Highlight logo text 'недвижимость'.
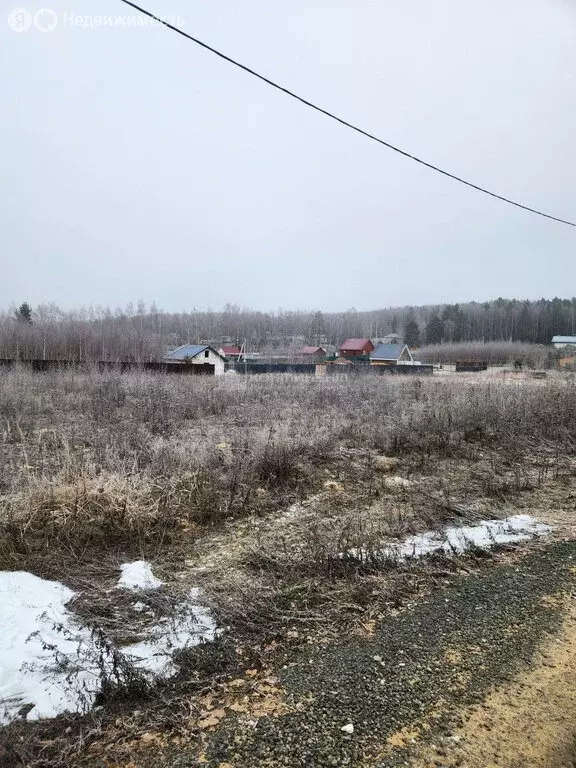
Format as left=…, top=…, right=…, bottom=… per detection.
left=7, top=8, right=185, bottom=32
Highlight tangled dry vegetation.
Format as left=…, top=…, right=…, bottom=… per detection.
left=2, top=368, right=576, bottom=767
left=0, top=367, right=575, bottom=569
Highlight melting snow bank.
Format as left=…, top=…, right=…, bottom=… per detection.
left=0, top=572, right=100, bottom=724
left=0, top=567, right=218, bottom=725
left=344, top=515, right=551, bottom=562
left=117, top=560, right=162, bottom=590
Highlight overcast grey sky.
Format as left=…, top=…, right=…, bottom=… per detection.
left=1, top=0, right=575, bottom=312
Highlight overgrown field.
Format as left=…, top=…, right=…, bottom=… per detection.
left=1, top=368, right=575, bottom=562
left=2, top=368, right=576, bottom=767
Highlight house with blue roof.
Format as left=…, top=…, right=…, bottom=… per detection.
left=370, top=343, right=413, bottom=366
left=164, top=344, right=226, bottom=375
left=552, top=336, right=576, bottom=349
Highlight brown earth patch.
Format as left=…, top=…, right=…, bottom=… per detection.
left=412, top=596, right=576, bottom=768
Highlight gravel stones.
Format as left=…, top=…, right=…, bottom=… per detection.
left=205, top=541, right=576, bottom=767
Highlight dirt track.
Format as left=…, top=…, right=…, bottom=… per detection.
left=439, top=612, right=576, bottom=766
left=412, top=595, right=576, bottom=768
left=406, top=499, right=576, bottom=768
left=188, top=540, right=576, bottom=768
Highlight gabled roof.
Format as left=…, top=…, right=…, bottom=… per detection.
left=221, top=345, right=242, bottom=355
left=371, top=343, right=410, bottom=361
left=166, top=344, right=224, bottom=361
left=299, top=346, right=326, bottom=354
left=340, top=338, right=372, bottom=351
left=552, top=336, right=576, bottom=344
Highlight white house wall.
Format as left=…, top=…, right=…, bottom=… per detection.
left=187, top=350, right=225, bottom=375
left=212, top=355, right=225, bottom=376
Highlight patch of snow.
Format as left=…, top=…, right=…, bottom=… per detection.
left=399, top=514, right=549, bottom=558
left=117, top=561, right=162, bottom=591
left=345, top=514, right=550, bottom=562
left=122, top=588, right=219, bottom=676
left=0, top=572, right=103, bottom=724
left=0, top=572, right=218, bottom=725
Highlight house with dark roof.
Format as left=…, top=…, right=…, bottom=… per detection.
left=165, top=344, right=226, bottom=375
left=370, top=343, right=413, bottom=366
left=339, top=338, right=375, bottom=358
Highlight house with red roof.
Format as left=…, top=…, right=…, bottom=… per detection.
left=339, top=338, right=375, bottom=358
left=297, top=346, right=326, bottom=361
left=218, top=345, right=242, bottom=361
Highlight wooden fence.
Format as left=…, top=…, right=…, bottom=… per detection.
left=0, top=359, right=215, bottom=375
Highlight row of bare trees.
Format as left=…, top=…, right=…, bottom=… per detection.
left=1, top=297, right=575, bottom=362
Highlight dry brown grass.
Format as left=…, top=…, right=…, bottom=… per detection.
left=1, top=368, right=575, bottom=566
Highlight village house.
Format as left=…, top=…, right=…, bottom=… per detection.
left=370, top=343, right=413, bottom=366
left=165, top=344, right=225, bottom=375
left=297, top=345, right=326, bottom=361
left=552, top=335, right=576, bottom=349
left=218, top=345, right=242, bottom=361
left=339, top=338, right=375, bottom=358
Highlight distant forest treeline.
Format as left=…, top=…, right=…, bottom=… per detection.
left=1, top=297, right=575, bottom=361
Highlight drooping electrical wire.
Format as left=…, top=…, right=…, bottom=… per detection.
left=117, top=0, right=575, bottom=227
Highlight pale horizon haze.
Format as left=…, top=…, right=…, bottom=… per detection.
left=1, top=0, right=575, bottom=312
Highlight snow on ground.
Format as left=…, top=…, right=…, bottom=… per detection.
left=0, top=572, right=103, bottom=723
left=0, top=565, right=218, bottom=725
left=346, top=515, right=550, bottom=562
left=121, top=587, right=219, bottom=676
left=117, top=560, right=163, bottom=590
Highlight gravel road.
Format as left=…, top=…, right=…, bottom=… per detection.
left=203, top=540, right=576, bottom=767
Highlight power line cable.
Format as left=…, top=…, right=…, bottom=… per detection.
left=118, top=0, right=575, bottom=228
